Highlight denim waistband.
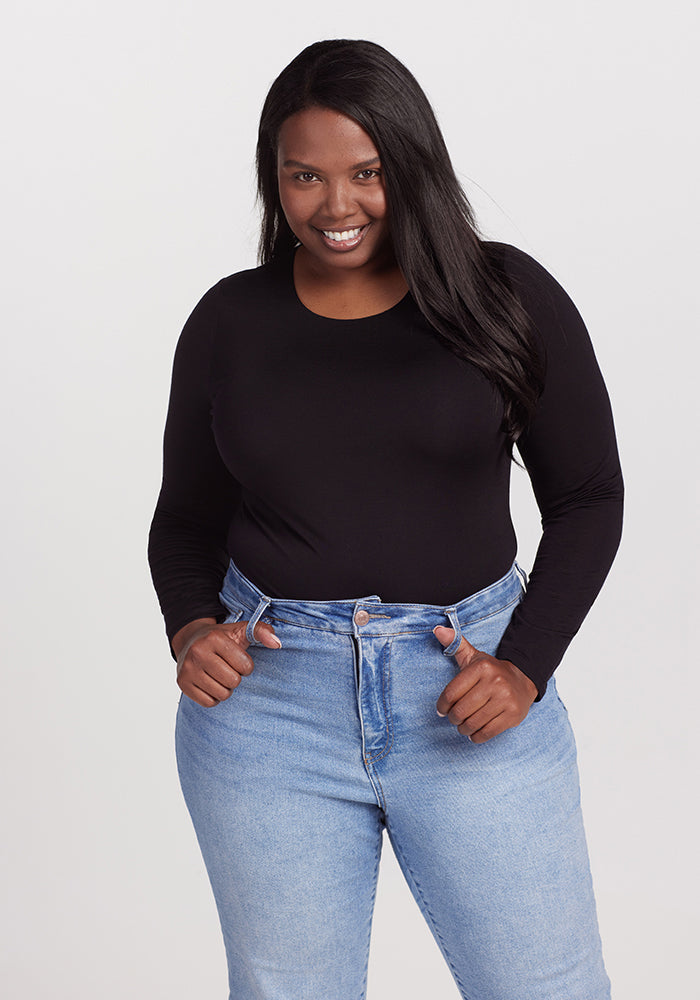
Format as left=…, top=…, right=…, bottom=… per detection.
left=219, top=559, right=526, bottom=656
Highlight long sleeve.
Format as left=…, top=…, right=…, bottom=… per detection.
left=495, top=246, right=624, bottom=697
left=148, top=283, right=242, bottom=654
left=148, top=250, right=623, bottom=679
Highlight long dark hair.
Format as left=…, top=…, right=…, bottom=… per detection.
left=256, top=39, right=544, bottom=450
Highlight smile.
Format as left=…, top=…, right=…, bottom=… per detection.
left=321, top=226, right=366, bottom=241
left=316, top=223, right=370, bottom=251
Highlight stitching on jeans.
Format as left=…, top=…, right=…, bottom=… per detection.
left=365, top=638, right=393, bottom=765
left=369, top=766, right=387, bottom=811
left=352, top=636, right=387, bottom=811
left=458, top=594, right=520, bottom=626
left=386, top=820, right=474, bottom=1000
left=264, top=595, right=520, bottom=634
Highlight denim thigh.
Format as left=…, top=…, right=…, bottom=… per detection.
left=175, top=561, right=610, bottom=1000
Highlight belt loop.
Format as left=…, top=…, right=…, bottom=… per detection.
left=245, top=594, right=272, bottom=645
left=514, top=561, right=529, bottom=590
left=441, top=607, right=464, bottom=657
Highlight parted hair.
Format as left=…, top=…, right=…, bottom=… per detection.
left=256, top=39, right=544, bottom=450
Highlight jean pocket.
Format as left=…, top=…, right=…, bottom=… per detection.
left=459, top=596, right=521, bottom=657
left=221, top=605, right=246, bottom=626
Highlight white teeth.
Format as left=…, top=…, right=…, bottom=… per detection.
left=322, top=226, right=363, bottom=241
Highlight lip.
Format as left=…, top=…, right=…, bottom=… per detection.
left=315, top=223, right=370, bottom=252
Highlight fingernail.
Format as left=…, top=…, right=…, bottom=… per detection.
left=272, top=637, right=282, bottom=648
left=436, top=709, right=446, bottom=717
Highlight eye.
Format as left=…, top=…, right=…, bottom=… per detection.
left=293, top=171, right=319, bottom=183
left=356, top=168, right=380, bottom=180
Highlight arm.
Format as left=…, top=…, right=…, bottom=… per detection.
left=435, top=246, right=623, bottom=739
left=495, top=246, right=624, bottom=698
left=148, top=282, right=283, bottom=704
left=147, top=282, right=242, bottom=656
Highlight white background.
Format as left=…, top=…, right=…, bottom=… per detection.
left=2, top=1, right=698, bottom=997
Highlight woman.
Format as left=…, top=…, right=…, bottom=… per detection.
left=149, top=39, right=623, bottom=1000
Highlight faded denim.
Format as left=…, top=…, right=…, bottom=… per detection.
left=175, top=559, right=610, bottom=999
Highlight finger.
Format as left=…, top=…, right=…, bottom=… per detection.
left=469, top=710, right=509, bottom=744
left=205, top=666, right=243, bottom=698
left=192, top=669, right=241, bottom=702
left=207, top=635, right=256, bottom=676
left=183, top=681, right=225, bottom=708
left=207, top=646, right=254, bottom=680
left=456, top=697, right=496, bottom=736
left=432, top=626, right=478, bottom=661
left=447, top=684, right=491, bottom=727
left=436, top=664, right=481, bottom=716
left=224, top=620, right=282, bottom=649
left=254, top=622, right=283, bottom=649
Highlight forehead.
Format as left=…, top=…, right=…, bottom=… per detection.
left=277, top=107, right=379, bottom=166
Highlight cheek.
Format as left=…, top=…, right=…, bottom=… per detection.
left=367, top=186, right=388, bottom=221
left=279, top=192, right=322, bottom=239
left=277, top=180, right=305, bottom=226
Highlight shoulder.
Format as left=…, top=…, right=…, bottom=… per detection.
left=193, top=258, right=286, bottom=312
left=483, top=241, right=567, bottom=310
left=177, top=258, right=289, bottom=347
left=483, top=241, right=591, bottom=353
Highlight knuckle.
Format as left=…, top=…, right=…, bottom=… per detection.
left=437, top=689, right=453, bottom=710
left=503, top=693, right=520, bottom=714
left=190, top=633, right=212, bottom=654
left=474, top=658, right=494, bottom=679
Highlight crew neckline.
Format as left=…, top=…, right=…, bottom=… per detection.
left=284, top=249, right=412, bottom=323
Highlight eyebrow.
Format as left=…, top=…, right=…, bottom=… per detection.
left=282, top=157, right=381, bottom=171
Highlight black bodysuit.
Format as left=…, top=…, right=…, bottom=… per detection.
left=148, top=242, right=624, bottom=697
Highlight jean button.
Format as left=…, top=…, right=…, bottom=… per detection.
left=354, top=609, right=370, bottom=626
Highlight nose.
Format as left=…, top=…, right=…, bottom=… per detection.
left=322, top=178, right=356, bottom=221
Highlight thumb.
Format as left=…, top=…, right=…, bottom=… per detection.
left=223, top=619, right=283, bottom=649
left=432, top=625, right=477, bottom=660
left=253, top=621, right=283, bottom=649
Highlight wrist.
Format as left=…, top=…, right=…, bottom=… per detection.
left=172, top=617, right=218, bottom=659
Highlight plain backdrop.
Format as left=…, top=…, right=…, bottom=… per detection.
left=2, top=1, right=698, bottom=997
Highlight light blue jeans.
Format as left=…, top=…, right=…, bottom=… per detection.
left=175, top=559, right=610, bottom=999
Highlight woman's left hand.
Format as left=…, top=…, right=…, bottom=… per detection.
left=433, top=626, right=537, bottom=743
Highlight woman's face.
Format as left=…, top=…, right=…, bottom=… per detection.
left=277, top=106, right=394, bottom=275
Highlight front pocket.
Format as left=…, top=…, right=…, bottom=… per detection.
left=222, top=607, right=245, bottom=626
left=459, top=597, right=521, bottom=656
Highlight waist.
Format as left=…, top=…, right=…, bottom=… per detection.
left=219, top=558, right=526, bottom=636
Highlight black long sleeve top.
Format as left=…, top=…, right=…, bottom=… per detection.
left=148, top=242, right=624, bottom=697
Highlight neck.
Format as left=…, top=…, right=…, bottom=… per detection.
left=292, top=248, right=410, bottom=320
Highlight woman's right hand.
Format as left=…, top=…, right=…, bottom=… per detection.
left=172, top=617, right=282, bottom=707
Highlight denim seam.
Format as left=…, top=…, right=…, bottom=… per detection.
left=367, top=763, right=387, bottom=812
left=386, top=821, right=474, bottom=1000
left=261, top=598, right=520, bottom=634
left=352, top=637, right=387, bottom=810
left=459, top=594, right=521, bottom=626
left=365, top=638, right=394, bottom=765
